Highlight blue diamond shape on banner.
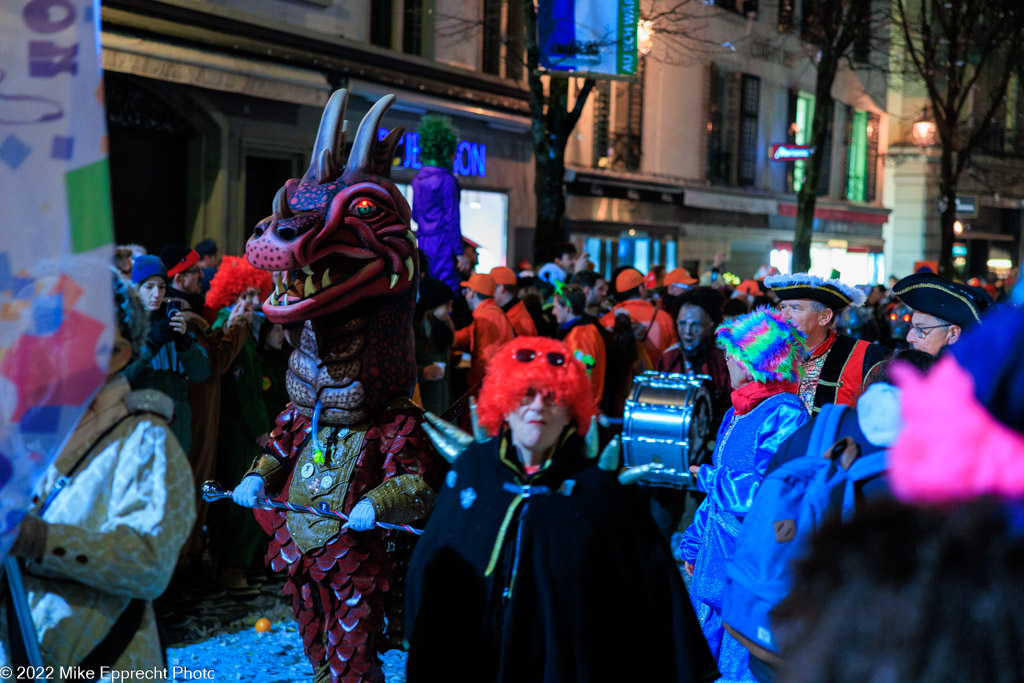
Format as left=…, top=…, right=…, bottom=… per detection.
left=0, top=253, right=34, bottom=297
left=20, top=406, right=61, bottom=434
left=83, top=4, right=95, bottom=22
left=51, top=136, right=74, bottom=160
left=31, top=293, right=63, bottom=334
left=0, top=135, right=31, bottom=170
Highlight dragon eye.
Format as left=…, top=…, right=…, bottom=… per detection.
left=353, top=199, right=378, bottom=218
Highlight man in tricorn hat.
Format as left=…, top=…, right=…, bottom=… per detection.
left=765, top=274, right=888, bottom=414
left=891, top=272, right=992, bottom=356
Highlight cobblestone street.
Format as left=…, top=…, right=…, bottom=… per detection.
left=161, top=579, right=407, bottom=682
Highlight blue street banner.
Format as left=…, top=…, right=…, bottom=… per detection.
left=0, top=0, right=114, bottom=558
left=538, top=0, right=641, bottom=77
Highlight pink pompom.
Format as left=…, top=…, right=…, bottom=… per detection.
left=890, top=356, right=1024, bottom=504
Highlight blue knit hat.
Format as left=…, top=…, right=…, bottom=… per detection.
left=130, top=254, right=168, bottom=285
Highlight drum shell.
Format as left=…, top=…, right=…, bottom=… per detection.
left=622, top=373, right=713, bottom=488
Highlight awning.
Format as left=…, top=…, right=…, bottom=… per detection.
left=100, top=32, right=332, bottom=107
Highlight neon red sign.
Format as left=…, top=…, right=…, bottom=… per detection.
left=770, top=144, right=815, bottom=161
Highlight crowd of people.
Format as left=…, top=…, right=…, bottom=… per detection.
left=3, top=222, right=1021, bottom=682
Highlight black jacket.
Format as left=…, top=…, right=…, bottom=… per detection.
left=405, top=431, right=717, bottom=683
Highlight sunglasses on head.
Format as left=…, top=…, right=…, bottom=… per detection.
left=513, top=348, right=566, bottom=366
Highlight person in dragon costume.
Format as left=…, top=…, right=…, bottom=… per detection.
left=231, top=90, right=441, bottom=683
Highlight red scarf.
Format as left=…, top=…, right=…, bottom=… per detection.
left=731, top=380, right=799, bottom=415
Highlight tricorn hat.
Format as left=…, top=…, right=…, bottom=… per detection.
left=764, top=273, right=866, bottom=312
left=892, top=272, right=991, bottom=329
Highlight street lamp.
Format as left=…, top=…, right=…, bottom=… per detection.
left=638, top=20, right=654, bottom=57
left=912, top=105, right=937, bottom=147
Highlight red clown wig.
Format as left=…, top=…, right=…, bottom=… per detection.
left=206, top=255, right=273, bottom=311
left=477, top=336, right=596, bottom=438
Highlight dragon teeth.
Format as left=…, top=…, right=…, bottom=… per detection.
left=283, top=292, right=290, bottom=305
left=390, top=273, right=398, bottom=290
left=404, top=257, right=414, bottom=281
left=304, top=275, right=316, bottom=298
left=321, top=268, right=331, bottom=289
left=406, top=230, right=418, bottom=248
left=301, top=264, right=314, bottom=275
left=274, top=273, right=286, bottom=295
left=270, top=291, right=279, bottom=306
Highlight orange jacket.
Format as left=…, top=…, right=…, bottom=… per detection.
left=600, top=298, right=678, bottom=367
left=564, top=320, right=606, bottom=407
left=505, top=300, right=538, bottom=337
left=453, top=298, right=516, bottom=387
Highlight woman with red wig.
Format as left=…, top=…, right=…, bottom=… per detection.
left=404, top=336, right=716, bottom=683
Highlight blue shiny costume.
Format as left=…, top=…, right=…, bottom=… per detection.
left=680, top=392, right=808, bottom=682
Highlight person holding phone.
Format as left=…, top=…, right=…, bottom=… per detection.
left=123, top=255, right=210, bottom=452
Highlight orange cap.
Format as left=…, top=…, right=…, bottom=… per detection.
left=489, top=266, right=517, bottom=286
left=615, top=268, right=645, bottom=293
left=460, top=273, right=496, bottom=297
left=665, top=268, right=698, bottom=287
left=736, top=279, right=762, bottom=297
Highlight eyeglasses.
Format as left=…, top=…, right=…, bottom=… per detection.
left=909, top=323, right=952, bottom=338
left=513, top=348, right=566, bottom=366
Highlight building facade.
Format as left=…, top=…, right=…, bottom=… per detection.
left=559, top=0, right=892, bottom=285
left=101, top=0, right=535, bottom=270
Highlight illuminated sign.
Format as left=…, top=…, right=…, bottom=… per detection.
left=379, top=129, right=487, bottom=177
left=769, top=144, right=815, bottom=161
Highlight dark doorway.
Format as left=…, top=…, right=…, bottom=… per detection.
left=105, top=75, right=192, bottom=254
left=244, top=155, right=296, bottom=238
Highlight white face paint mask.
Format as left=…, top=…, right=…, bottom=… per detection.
left=857, top=382, right=903, bottom=448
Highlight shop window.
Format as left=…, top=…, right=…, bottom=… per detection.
left=846, top=110, right=868, bottom=202
left=778, top=0, right=795, bottom=32
left=395, top=184, right=508, bottom=273
left=790, top=91, right=832, bottom=196
left=791, top=92, right=813, bottom=192
left=844, top=109, right=879, bottom=203
left=738, top=75, right=760, bottom=186
left=706, top=64, right=738, bottom=185
left=402, top=0, right=426, bottom=56
left=482, top=0, right=502, bottom=76
left=505, top=0, right=525, bottom=80
left=593, top=62, right=644, bottom=171
left=593, top=81, right=612, bottom=168
left=370, top=0, right=393, bottom=48
left=709, top=0, right=758, bottom=14
left=706, top=68, right=759, bottom=186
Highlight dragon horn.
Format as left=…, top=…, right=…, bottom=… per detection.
left=303, top=88, right=349, bottom=184
left=618, top=463, right=663, bottom=486
left=422, top=411, right=474, bottom=463
left=584, top=416, right=599, bottom=459
left=468, top=397, right=489, bottom=442
left=597, top=436, right=621, bottom=471
left=343, top=94, right=400, bottom=181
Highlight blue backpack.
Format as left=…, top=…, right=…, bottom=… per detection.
left=721, top=404, right=887, bottom=658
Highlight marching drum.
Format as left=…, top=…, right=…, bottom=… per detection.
left=622, top=372, right=714, bottom=489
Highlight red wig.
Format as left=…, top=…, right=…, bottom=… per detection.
left=206, top=255, right=273, bottom=311
left=477, top=336, right=595, bottom=438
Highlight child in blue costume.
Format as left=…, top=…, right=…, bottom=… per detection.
left=680, top=306, right=809, bottom=682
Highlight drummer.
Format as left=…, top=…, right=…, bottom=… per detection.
left=680, top=306, right=809, bottom=683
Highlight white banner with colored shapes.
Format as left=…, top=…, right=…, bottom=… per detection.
left=0, top=0, right=114, bottom=557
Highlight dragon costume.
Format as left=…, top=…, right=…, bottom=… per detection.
left=243, top=90, right=441, bottom=683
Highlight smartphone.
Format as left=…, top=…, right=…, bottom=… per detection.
left=166, top=300, right=182, bottom=315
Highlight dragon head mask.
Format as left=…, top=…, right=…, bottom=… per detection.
left=246, top=90, right=416, bottom=324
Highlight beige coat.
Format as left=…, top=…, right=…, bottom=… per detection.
left=0, top=376, right=195, bottom=680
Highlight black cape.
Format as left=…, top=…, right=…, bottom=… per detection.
left=405, top=431, right=718, bottom=683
